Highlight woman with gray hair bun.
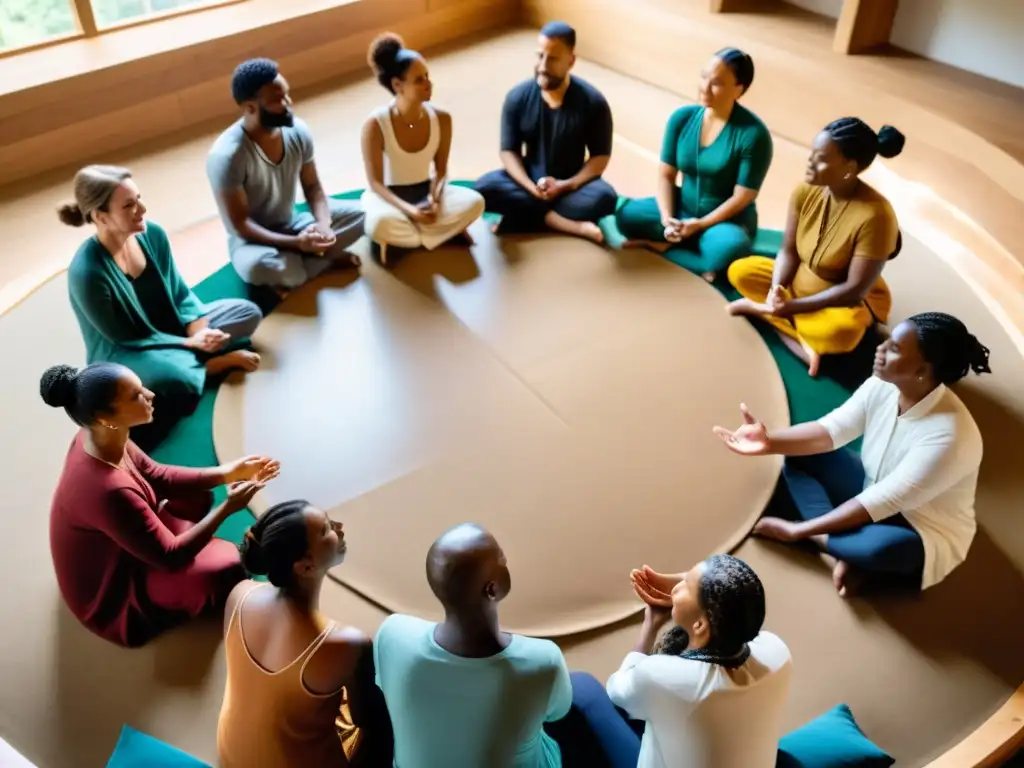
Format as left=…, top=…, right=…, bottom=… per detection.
left=60, top=164, right=263, bottom=443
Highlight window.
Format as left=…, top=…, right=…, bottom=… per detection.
left=0, top=0, right=78, bottom=51
left=0, top=0, right=240, bottom=53
left=91, top=0, right=218, bottom=29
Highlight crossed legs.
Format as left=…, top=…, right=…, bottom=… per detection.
left=474, top=170, right=618, bottom=243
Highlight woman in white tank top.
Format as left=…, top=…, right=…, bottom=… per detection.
left=361, top=33, right=485, bottom=265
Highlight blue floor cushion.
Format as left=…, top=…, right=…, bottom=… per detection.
left=106, top=725, right=211, bottom=768
left=777, top=704, right=895, bottom=768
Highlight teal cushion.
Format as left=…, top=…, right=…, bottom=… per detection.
left=106, top=725, right=211, bottom=768
left=776, top=704, right=895, bottom=768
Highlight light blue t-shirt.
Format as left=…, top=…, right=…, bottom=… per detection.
left=374, top=614, right=572, bottom=768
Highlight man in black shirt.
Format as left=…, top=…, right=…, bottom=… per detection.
left=474, top=22, right=618, bottom=243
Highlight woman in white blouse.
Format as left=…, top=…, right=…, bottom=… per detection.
left=715, top=311, right=991, bottom=596
left=361, top=33, right=485, bottom=266
left=553, top=555, right=791, bottom=768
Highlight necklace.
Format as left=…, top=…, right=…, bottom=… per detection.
left=392, top=104, right=423, bottom=129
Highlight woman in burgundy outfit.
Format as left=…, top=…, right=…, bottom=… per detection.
left=41, top=361, right=279, bottom=647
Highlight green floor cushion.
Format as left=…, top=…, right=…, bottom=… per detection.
left=106, top=726, right=211, bottom=768
left=776, top=704, right=895, bottom=768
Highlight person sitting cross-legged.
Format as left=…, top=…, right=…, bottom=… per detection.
left=374, top=523, right=572, bottom=767
left=360, top=33, right=485, bottom=265
left=207, top=57, right=364, bottom=292
left=714, top=312, right=991, bottom=597
left=473, top=22, right=618, bottom=244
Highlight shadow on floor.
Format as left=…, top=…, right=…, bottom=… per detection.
left=53, top=599, right=223, bottom=767
left=387, top=244, right=481, bottom=300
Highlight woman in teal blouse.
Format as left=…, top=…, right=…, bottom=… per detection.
left=61, top=166, right=262, bottom=428
left=616, top=48, right=773, bottom=281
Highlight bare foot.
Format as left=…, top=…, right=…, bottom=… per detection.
left=702, top=271, right=717, bottom=283
left=800, top=338, right=822, bottom=377
left=206, top=350, right=261, bottom=376
left=727, top=297, right=770, bottom=317
left=330, top=252, right=361, bottom=269
left=832, top=560, right=865, bottom=598
left=491, top=223, right=500, bottom=234
left=577, top=221, right=605, bottom=244
left=622, top=239, right=670, bottom=253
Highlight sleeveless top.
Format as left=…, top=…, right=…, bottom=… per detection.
left=372, top=102, right=440, bottom=187
left=216, top=583, right=358, bottom=768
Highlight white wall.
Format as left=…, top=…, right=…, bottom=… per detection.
left=783, top=0, right=1024, bottom=88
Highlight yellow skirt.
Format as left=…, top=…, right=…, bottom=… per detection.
left=727, top=256, right=892, bottom=355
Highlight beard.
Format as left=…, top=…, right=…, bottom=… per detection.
left=259, top=106, right=295, bottom=129
left=535, top=67, right=565, bottom=91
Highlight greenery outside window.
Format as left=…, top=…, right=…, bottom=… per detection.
left=0, top=0, right=242, bottom=54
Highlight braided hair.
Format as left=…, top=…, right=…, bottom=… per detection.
left=239, top=500, right=311, bottom=588
left=824, top=117, right=905, bottom=170
left=656, top=554, right=766, bottom=669
left=909, top=312, right=992, bottom=385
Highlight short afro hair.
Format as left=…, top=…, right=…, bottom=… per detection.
left=231, top=58, right=279, bottom=104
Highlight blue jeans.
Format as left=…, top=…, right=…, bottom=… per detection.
left=780, top=449, right=925, bottom=581
left=546, top=672, right=643, bottom=768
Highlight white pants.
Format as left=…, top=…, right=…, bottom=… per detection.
left=361, top=185, right=485, bottom=251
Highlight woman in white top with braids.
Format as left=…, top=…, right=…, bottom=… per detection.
left=715, top=311, right=991, bottom=596
left=361, top=33, right=485, bottom=265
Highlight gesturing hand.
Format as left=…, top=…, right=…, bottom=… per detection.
left=713, top=403, right=771, bottom=456
left=224, top=480, right=265, bottom=514
left=185, top=327, right=230, bottom=353
left=630, top=565, right=680, bottom=607
left=223, top=455, right=281, bottom=484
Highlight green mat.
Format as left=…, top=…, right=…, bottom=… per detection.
left=106, top=725, right=211, bottom=767
left=156, top=186, right=857, bottom=546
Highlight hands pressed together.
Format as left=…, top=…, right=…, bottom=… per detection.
left=533, top=177, right=572, bottom=201
left=630, top=564, right=678, bottom=629
left=410, top=195, right=441, bottom=224
left=662, top=217, right=706, bottom=244
left=297, top=223, right=338, bottom=255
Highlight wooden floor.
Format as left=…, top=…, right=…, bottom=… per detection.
left=1, top=17, right=1024, bottom=768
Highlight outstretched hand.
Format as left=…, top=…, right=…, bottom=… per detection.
left=222, top=455, right=281, bottom=484
left=712, top=403, right=771, bottom=456
left=630, top=564, right=681, bottom=607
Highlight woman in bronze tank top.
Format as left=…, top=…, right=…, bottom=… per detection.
left=217, top=500, right=392, bottom=767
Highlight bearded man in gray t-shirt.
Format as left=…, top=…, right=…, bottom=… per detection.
left=207, top=58, right=365, bottom=290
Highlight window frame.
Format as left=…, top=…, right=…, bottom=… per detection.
left=0, top=0, right=247, bottom=58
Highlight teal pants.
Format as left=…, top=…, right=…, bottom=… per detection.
left=615, top=196, right=754, bottom=275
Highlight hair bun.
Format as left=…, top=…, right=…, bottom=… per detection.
left=57, top=203, right=86, bottom=227
left=40, top=365, right=79, bottom=409
left=876, top=125, right=906, bottom=159
left=239, top=531, right=269, bottom=576
left=368, top=32, right=404, bottom=74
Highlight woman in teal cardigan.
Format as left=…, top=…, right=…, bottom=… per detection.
left=61, top=165, right=262, bottom=422
left=616, top=48, right=773, bottom=282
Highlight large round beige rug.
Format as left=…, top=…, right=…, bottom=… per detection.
left=213, top=227, right=789, bottom=636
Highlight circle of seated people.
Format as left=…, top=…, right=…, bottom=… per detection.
left=42, top=22, right=998, bottom=768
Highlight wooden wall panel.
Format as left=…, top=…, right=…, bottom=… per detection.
left=0, top=0, right=515, bottom=185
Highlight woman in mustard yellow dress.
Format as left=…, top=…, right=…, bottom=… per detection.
left=726, top=117, right=905, bottom=376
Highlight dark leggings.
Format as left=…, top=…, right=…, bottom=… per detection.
left=473, top=170, right=619, bottom=233
left=780, top=449, right=925, bottom=580
left=546, top=672, right=643, bottom=768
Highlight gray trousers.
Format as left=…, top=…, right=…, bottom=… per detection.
left=230, top=199, right=365, bottom=288
left=202, top=298, right=262, bottom=340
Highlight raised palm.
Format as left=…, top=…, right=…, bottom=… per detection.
left=630, top=565, right=681, bottom=608
left=713, top=403, right=770, bottom=456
